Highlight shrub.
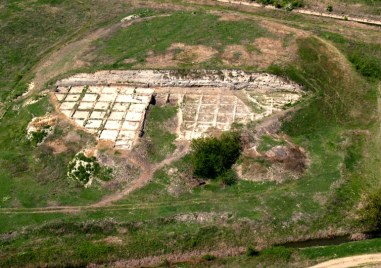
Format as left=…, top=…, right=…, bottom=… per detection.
left=218, top=169, right=238, bottom=186
left=327, top=5, right=333, bottom=12
left=67, top=153, right=113, bottom=186
left=202, top=254, right=216, bottom=261
left=246, top=246, right=260, bottom=256
left=361, top=188, right=381, bottom=230
left=191, top=132, right=241, bottom=179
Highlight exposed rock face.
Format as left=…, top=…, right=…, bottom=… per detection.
left=56, top=69, right=301, bottom=92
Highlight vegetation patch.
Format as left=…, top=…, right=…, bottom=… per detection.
left=94, top=11, right=271, bottom=68
left=144, top=105, right=178, bottom=163
left=67, top=152, right=112, bottom=187
left=253, top=0, right=304, bottom=10
left=26, top=114, right=56, bottom=145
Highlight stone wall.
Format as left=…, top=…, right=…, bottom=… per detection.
left=56, top=70, right=301, bottom=92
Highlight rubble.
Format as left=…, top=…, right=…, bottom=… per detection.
left=56, top=69, right=301, bottom=92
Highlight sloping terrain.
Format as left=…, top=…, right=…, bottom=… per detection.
left=1, top=0, right=381, bottom=267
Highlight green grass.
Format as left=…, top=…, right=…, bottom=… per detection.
left=1, top=1, right=381, bottom=266
left=257, top=135, right=287, bottom=152
left=0, top=98, right=110, bottom=208
left=0, top=0, right=142, bottom=101
left=144, top=105, right=178, bottom=162
left=93, top=11, right=271, bottom=68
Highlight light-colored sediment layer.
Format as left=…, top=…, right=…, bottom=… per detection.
left=56, top=69, right=300, bottom=92
left=55, top=85, right=153, bottom=150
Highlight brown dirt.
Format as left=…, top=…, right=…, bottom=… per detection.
left=144, top=43, right=218, bottom=68
left=260, top=20, right=294, bottom=36
left=45, top=139, right=68, bottom=154
left=308, top=254, right=381, bottom=268
left=100, top=236, right=124, bottom=245
left=222, top=36, right=297, bottom=68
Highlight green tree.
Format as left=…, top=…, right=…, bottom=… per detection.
left=191, top=132, right=241, bottom=179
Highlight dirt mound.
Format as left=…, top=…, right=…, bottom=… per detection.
left=237, top=135, right=308, bottom=182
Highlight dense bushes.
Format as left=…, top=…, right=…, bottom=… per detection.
left=361, top=188, right=381, bottom=231
left=253, top=0, right=303, bottom=10
left=191, top=132, right=241, bottom=179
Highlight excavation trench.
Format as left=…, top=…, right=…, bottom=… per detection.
left=54, top=69, right=303, bottom=150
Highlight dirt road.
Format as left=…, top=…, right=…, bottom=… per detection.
left=309, top=254, right=381, bottom=268
left=216, top=0, right=381, bottom=26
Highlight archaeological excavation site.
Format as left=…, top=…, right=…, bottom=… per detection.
left=3, top=0, right=381, bottom=266
left=54, top=70, right=302, bottom=150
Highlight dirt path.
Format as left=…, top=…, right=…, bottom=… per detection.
left=215, top=0, right=381, bottom=26
left=91, top=142, right=190, bottom=207
left=309, top=254, right=381, bottom=268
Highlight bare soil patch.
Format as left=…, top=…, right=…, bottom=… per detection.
left=45, top=139, right=68, bottom=154
left=222, top=37, right=295, bottom=68
left=144, top=43, right=218, bottom=68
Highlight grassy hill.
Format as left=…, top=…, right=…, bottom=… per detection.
left=1, top=0, right=381, bottom=267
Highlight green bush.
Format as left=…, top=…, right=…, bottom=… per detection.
left=202, top=254, right=216, bottom=261
left=255, top=0, right=303, bottom=9
left=361, top=188, right=381, bottom=230
left=246, top=246, right=260, bottom=256
left=191, top=132, right=241, bottom=179
left=327, top=5, right=333, bottom=12
left=218, top=169, right=238, bottom=186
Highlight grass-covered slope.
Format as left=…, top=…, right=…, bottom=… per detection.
left=1, top=1, right=381, bottom=266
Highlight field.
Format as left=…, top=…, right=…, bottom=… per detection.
left=1, top=0, right=381, bottom=267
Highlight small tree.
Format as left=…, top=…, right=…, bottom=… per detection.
left=327, top=5, right=333, bottom=12
left=191, top=132, right=241, bottom=179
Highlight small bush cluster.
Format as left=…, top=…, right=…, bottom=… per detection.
left=30, top=129, right=49, bottom=145
left=67, top=153, right=112, bottom=187
left=253, top=0, right=303, bottom=10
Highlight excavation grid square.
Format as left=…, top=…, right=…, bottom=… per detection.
left=104, top=120, right=121, bottom=130
left=85, top=120, right=102, bottom=129
left=78, top=102, right=95, bottom=110
left=73, top=111, right=89, bottom=119
left=60, top=102, right=76, bottom=110
left=94, top=102, right=109, bottom=110
left=90, top=111, right=106, bottom=119
left=179, top=94, right=254, bottom=140
left=82, top=94, right=98, bottom=102
left=99, top=94, right=116, bottom=102
left=113, top=103, right=130, bottom=111
left=69, top=86, right=84, bottom=94
left=65, top=94, right=81, bottom=102
left=55, top=85, right=153, bottom=150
